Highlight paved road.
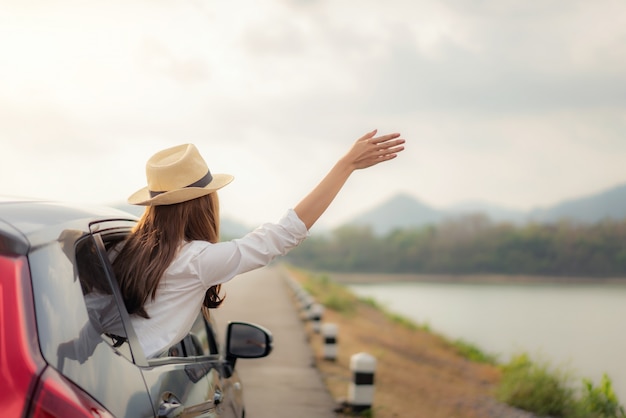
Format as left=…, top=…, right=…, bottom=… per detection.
left=213, top=264, right=338, bottom=418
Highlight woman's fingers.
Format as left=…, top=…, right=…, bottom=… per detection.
left=369, top=132, right=402, bottom=144
left=359, top=129, right=378, bottom=142
left=374, top=145, right=404, bottom=159
left=379, top=143, right=405, bottom=155
left=357, top=142, right=405, bottom=168
left=348, top=130, right=405, bottom=169
left=369, top=137, right=406, bottom=154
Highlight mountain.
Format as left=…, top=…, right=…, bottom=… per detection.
left=445, top=201, right=526, bottom=224
left=344, top=182, right=626, bottom=235
left=108, top=181, right=626, bottom=237
left=347, top=193, right=443, bottom=234
left=528, top=183, right=626, bottom=224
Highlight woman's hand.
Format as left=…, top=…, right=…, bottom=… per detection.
left=341, top=129, right=405, bottom=171
left=294, top=129, right=406, bottom=230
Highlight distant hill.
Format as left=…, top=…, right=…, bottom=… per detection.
left=344, top=182, right=626, bottom=235
left=347, top=193, right=443, bottom=235
left=445, top=201, right=526, bottom=224
left=109, top=181, right=626, bottom=237
left=528, top=183, right=626, bottom=224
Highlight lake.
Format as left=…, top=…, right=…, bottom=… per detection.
left=344, top=279, right=626, bottom=403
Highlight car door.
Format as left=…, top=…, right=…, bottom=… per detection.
left=139, top=312, right=240, bottom=418
left=91, top=223, right=240, bottom=418
left=28, top=226, right=154, bottom=418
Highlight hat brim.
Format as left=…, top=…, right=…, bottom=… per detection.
left=128, top=173, right=234, bottom=206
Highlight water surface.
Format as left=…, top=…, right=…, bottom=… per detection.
left=346, top=280, right=626, bottom=402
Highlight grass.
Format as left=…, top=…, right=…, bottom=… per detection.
left=496, top=353, right=626, bottom=417
left=302, top=273, right=359, bottom=314
left=450, top=338, right=498, bottom=365
left=496, top=353, right=574, bottom=416
left=577, top=374, right=626, bottom=418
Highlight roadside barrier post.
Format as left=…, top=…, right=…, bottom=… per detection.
left=348, top=352, right=376, bottom=413
left=308, top=303, right=324, bottom=333
left=300, top=292, right=314, bottom=313
left=321, top=323, right=338, bottom=361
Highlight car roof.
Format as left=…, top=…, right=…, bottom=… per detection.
left=0, top=198, right=137, bottom=255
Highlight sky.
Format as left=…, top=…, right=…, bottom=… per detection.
left=1, top=0, right=625, bottom=228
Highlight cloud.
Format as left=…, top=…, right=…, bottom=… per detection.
left=137, top=38, right=211, bottom=84
left=1, top=0, right=625, bottom=226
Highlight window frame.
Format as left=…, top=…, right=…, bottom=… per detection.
left=73, top=234, right=134, bottom=361
left=87, top=220, right=222, bottom=366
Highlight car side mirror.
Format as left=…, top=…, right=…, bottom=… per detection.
left=225, top=322, right=273, bottom=367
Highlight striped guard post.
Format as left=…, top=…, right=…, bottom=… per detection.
left=308, top=303, right=324, bottom=333
left=348, top=352, right=376, bottom=413
left=321, top=323, right=338, bottom=361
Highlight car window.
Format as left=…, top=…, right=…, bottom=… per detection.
left=74, top=237, right=133, bottom=361
left=29, top=239, right=93, bottom=365
left=97, top=233, right=220, bottom=361
left=187, top=307, right=220, bottom=356
left=28, top=232, right=133, bottom=366
left=26, top=228, right=155, bottom=418
left=153, top=309, right=219, bottom=359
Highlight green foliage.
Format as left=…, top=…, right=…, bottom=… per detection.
left=359, top=296, right=381, bottom=309
left=358, top=296, right=427, bottom=331
left=451, top=339, right=497, bottom=364
left=497, top=355, right=626, bottom=417
left=383, top=312, right=420, bottom=331
left=496, top=353, right=575, bottom=416
left=286, top=217, right=626, bottom=277
left=323, top=292, right=357, bottom=313
left=305, top=274, right=430, bottom=329
left=303, top=273, right=358, bottom=314
left=573, top=374, right=626, bottom=418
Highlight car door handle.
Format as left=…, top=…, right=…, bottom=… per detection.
left=158, top=392, right=184, bottom=418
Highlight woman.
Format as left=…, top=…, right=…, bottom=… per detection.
left=112, top=129, right=405, bottom=358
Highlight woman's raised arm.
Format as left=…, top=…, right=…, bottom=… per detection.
left=294, top=129, right=405, bottom=230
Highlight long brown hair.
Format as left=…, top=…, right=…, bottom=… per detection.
left=113, top=193, right=225, bottom=318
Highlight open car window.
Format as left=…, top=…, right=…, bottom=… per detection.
left=159, top=311, right=217, bottom=358
left=92, top=230, right=220, bottom=362
left=74, top=236, right=133, bottom=361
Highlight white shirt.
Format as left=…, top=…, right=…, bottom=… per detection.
left=131, top=209, right=309, bottom=358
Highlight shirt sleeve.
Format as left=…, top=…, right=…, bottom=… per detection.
left=190, top=209, right=309, bottom=289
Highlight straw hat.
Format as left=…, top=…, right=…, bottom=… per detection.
left=128, top=144, right=234, bottom=206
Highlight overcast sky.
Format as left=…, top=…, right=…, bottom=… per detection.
left=1, top=0, right=625, bottom=228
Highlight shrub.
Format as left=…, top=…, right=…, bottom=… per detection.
left=496, top=353, right=574, bottom=416
left=383, top=312, right=420, bottom=331
left=359, top=296, right=381, bottom=309
left=358, top=296, right=425, bottom=331
left=573, top=374, right=626, bottom=418
left=303, top=273, right=358, bottom=314
left=323, top=292, right=357, bottom=313
left=497, top=355, right=626, bottom=417
left=451, top=339, right=497, bottom=364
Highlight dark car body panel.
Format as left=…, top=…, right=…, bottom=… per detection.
left=27, top=239, right=154, bottom=417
